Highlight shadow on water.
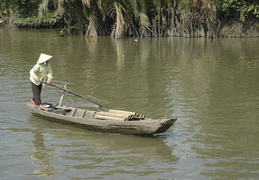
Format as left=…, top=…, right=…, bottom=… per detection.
left=28, top=115, right=179, bottom=178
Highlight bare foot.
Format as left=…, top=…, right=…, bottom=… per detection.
left=39, top=104, right=44, bottom=109
left=31, top=99, right=36, bottom=106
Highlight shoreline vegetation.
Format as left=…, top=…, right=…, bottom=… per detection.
left=0, top=0, right=258, bottom=38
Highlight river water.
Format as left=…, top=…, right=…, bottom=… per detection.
left=0, top=28, right=259, bottom=180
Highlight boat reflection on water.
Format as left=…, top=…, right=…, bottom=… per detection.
left=28, top=115, right=178, bottom=178
left=30, top=123, right=58, bottom=178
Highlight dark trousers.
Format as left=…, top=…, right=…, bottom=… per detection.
left=31, top=82, right=42, bottom=105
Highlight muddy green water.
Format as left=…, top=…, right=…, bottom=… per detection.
left=0, top=28, right=259, bottom=179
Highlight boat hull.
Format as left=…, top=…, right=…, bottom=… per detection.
left=26, top=102, right=177, bottom=135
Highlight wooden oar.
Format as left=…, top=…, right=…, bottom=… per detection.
left=41, top=81, right=102, bottom=107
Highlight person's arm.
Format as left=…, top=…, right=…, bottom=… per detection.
left=30, top=64, right=40, bottom=82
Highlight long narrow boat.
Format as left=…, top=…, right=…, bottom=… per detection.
left=26, top=102, right=177, bottom=135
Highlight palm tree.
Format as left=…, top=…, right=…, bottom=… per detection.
left=36, top=0, right=220, bottom=38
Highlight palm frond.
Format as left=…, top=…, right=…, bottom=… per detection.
left=56, top=0, right=65, bottom=16
left=85, top=15, right=98, bottom=37
left=82, top=0, right=91, bottom=8
left=128, top=0, right=138, bottom=15
left=139, top=12, right=151, bottom=36
left=111, top=2, right=125, bottom=38
left=38, top=0, right=49, bottom=22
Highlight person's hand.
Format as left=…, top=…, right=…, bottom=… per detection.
left=46, top=81, right=51, bottom=85
left=35, top=78, right=40, bottom=82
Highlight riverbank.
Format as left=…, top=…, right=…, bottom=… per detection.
left=0, top=10, right=259, bottom=38
left=1, top=18, right=258, bottom=38
left=220, top=19, right=259, bottom=38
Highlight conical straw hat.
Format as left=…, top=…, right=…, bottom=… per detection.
left=37, top=53, right=53, bottom=64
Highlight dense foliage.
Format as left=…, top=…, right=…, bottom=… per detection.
left=0, top=0, right=258, bottom=38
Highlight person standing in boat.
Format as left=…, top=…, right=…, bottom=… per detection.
left=30, top=53, right=53, bottom=109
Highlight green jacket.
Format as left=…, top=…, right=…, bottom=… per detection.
left=30, top=63, right=53, bottom=85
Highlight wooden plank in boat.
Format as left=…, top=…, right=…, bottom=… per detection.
left=94, top=114, right=124, bottom=121
left=108, top=109, right=135, bottom=115
left=98, top=111, right=134, bottom=118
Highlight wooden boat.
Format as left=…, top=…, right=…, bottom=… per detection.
left=26, top=102, right=177, bottom=135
